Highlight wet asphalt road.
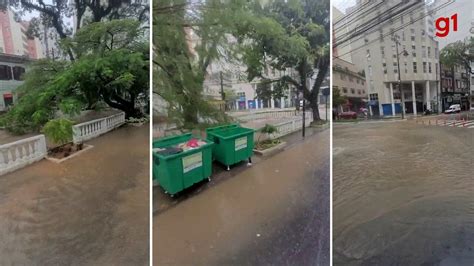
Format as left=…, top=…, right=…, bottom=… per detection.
left=154, top=129, right=330, bottom=265
left=0, top=125, right=149, bottom=265
left=333, top=121, right=474, bottom=265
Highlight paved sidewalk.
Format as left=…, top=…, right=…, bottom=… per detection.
left=0, top=124, right=149, bottom=265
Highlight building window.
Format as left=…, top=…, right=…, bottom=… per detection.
left=428, top=47, right=431, bottom=57
left=351, top=88, right=355, bottom=94
left=356, top=79, right=360, bottom=84
left=343, top=87, right=348, bottom=93
left=422, top=46, right=426, bottom=57
left=410, top=28, right=415, bottom=34
left=423, top=62, right=427, bottom=73
left=357, top=89, right=362, bottom=95
left=349, top=75, right=353, bottom=82
left=380, top=46, right=385, bottom=57
left=12, top=66, right=25, bottom=81
left=435, top=48, right=438, bottom=59
left=0, top=65, right=12, bottom=80
left=428, top=62, right=432, bottom=73
left=340, top=73, right=345, bottom=80
left=413, top=62, right=417, bottom=73
left=379, top=29, right=384, bottom=42
left=369, top=93, right=379, bottom=101
left=362, top=90, right=366, bottom=94
left=411, top=36, right=415, bottom=41
left=366, top=49, right=371, bottom=59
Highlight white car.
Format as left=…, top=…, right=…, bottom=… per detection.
left=444, top=104, right=461, bottom=114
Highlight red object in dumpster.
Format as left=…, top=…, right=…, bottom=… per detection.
left=186, top=138, right=200, bottom=148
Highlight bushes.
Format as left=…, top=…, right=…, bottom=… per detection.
left=42, top=119, right=74, bottom=146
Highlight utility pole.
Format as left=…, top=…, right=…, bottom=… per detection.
left=220, top=71, right=226, bottom=111
left=393, top=34, right=406, bottom=119
left=220, top=71, right=225, bottom=101
left=302, top=84, right=306, bottom=138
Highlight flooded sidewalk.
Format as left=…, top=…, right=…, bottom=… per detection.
left=333, top=121, right=474, bottom=265
left=0, top=125, right=149, bottom=265
left=154, top=129, right=330, bottom=265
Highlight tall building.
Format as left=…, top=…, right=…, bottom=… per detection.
left=334, top=0, right=441, bottom=117
left=332, top=57, right=367, bottom=112
left=0, top=9, right=44, bottom=59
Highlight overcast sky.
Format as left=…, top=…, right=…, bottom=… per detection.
left=333, top=0, right=356, bottom=14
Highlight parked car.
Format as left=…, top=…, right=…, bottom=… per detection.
left=444, top=104, right=461, bottom=114
left=339, top=111, right=358, bottom=119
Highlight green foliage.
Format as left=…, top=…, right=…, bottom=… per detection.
left=42, top=119, right=74, bottom=145
left=2, top=19, right=148, bottom=134
left=440, top=38, right=474, bottom=74
left=260, top=124, right=278, bottom=135
left=332, top=87, right=347, bottom=109
left=154, top=0, right=251, bottom=128
left=238, top=0, right=330, bottom=120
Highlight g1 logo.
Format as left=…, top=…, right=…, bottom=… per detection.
left=435, top=13, right=458, bottom=38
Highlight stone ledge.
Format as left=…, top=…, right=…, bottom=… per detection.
left=45, top=144, right=94, bottom=164
left=253, top=141, right=287, bottom=157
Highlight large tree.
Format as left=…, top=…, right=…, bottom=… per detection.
left=2, top=0, right=149, bottom=60
left=1, top=19, right=148, bottom=134
left=154, top=0, right=247, bottom=127
left=236, top=0, right=329, bottom=121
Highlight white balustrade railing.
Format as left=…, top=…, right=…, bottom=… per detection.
left=234, top=110, right=312, bottom=122
left=0, top=135, right=47, bottom=176
left=73, top=112, right=125, bottom=143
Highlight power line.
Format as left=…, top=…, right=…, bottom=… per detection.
left=334, top=0, right=424, bottom=49
left=334, top=0, right=455, bottom=60
left=333, top=0, right=387, bottom=34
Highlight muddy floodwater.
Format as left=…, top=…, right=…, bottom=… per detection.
left=0, top=125, right=149, bottom=265
left=154, top=129, right=330, bottom=265
left=333, top=121, right=473, bottom=265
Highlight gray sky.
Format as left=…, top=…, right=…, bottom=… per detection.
left=333, top=0, right=356, bottom=14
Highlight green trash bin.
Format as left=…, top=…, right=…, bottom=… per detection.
left=153, top=133, right=213, bottom=196
left=206, top=124, right=255, bottom=170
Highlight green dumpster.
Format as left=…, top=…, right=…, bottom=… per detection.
left=206, top=124, right=255, bottom=170
left=153, top=133, right=213, bottom=196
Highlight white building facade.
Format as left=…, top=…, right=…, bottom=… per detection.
left=335, top=0, right=441, bottom=117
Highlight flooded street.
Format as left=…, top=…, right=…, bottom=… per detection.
left=333, top=121, right=474, bottom=265
left=0, top=125, right=149, bottom=265
left=154, top=129, right=329, bottom=265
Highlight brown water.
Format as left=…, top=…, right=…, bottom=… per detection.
left=333, top=121, right=474, bottom=265
left=154, top=129, right=330, bottom=265
left=0, top=125, right=149, bottom=265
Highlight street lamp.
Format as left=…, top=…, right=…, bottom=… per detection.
left=393, top=34, right=408, bottom=119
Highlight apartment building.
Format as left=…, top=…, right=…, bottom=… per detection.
left=203, top=63, right=299, bottom=111
left=335, top=0, right=440, bottom=117
left=0, top=9, right=44, bottom=59
left=0, top=53, right=29, bottom=111
left=333, top=57, right=367, bottom=112
left=440, top=63, right=471, bottom=111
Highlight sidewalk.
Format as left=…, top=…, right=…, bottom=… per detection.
left=154, top=128, right=330, bottom=265
left=0, top=124, right=149, bottom=265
